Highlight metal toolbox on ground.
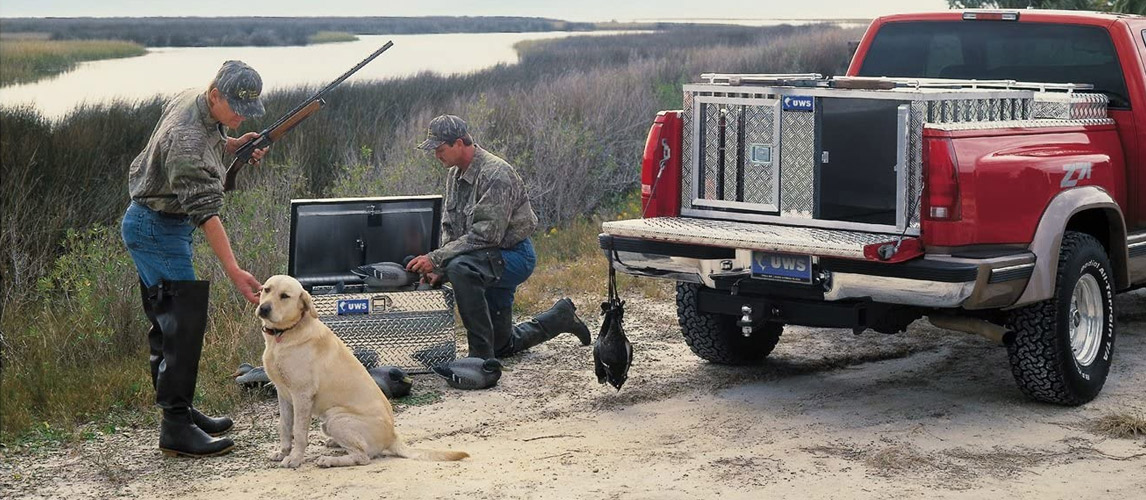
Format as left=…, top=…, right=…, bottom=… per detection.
left=288, top=195, right=456, bottom=373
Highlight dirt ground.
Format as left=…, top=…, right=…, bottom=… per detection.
left=5, top=288, right=1146, bottom=499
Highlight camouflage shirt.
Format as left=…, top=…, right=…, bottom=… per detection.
left=127, top=89, right=229, bottom=227
left=429, top=146, right=538, bottom=269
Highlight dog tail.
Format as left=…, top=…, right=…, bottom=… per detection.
left=390, top=438, right=469, bottom=461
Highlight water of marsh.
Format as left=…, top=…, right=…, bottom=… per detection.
left=0, top=31, right=637, bottom=120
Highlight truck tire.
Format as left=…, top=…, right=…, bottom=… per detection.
left=676, top=282, right=783, bottom=365
left=1005, top=232, right=1115, bottom=406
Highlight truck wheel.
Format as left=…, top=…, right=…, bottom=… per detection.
left=1005, top=232, right=1115, bottom=406
left=676, top=282, right=783, bottom=365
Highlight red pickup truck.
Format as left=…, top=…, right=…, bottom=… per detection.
left=599, top=10, right=1146, bottom=405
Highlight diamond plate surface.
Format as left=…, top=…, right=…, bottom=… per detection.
left=780, top=111, right=814, bottom=217
left=681, top=91, right=694, bottom=210
left=723, top=105, right=742, bottom=201
left=741, top=103, right=777, bottom=206
left=310, top=288, right=456, bottom=374
left=908, top=102, right=925, bottom=229
left=702, top=104, right=723, bottom=200
left=602, top=217, right=900, bottom=259
left=927, top=118, right=1116, bottom=131
left=1031, top=92, right=1109, bottom=120
left=975, top=99, right=989, bottom=121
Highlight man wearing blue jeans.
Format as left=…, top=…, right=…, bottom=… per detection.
left=407, top=115, right=590, bottom=378
left=121, top=61, right=267, bottom=457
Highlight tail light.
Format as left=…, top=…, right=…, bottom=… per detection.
left=962, top=11, right=1019, bottom=21
left=923, top=137, right=962, bottom=221
left=640, top=110, right=683, bottom=218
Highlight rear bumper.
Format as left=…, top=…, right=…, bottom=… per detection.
left=599, top=221, right=1035, bottom=310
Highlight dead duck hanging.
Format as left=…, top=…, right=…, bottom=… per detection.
left=593, top=251, right=632, bottom=390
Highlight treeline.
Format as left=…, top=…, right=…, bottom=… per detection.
left=0, top=16, right=596, bottom=47
left=948, top=0, right=1145, bottom=13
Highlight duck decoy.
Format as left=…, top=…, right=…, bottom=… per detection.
left=351, top=261, right=419, bottom=290
left=432, top=357, right=502, bottom=390
left=231, top=362, right=255, bottom=378
left=594, top=286, right=632, bottom=390
left=234, top=365, right=272, bottom=389
left=367, top=366, right=414, bottom=399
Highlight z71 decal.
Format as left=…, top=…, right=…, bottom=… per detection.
left=1061, top=162, right=1094, bottom=188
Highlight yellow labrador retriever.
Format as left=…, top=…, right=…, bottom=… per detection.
left=257, top=274, right=468, bottom=468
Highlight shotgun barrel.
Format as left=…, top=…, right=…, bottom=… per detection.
left=223, top=40, right=394, bottom=191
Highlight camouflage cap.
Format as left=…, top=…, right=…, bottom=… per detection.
left=214, top=60, right=265, bottom=119
left=417, top=114, right=471, bottom=150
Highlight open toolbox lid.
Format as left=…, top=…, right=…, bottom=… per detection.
left=288, top=195, right=442, bottom=290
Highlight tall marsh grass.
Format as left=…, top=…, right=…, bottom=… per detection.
left=307, top=31, right=358, bottom=44
left=0, top=39, right=146, bottom=86
left=0, top=25, right=862, bottom=444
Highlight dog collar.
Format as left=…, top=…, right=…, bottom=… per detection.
left=263, top=318, right=301, bottom=343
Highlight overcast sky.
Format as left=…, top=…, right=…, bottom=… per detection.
left=0, top=0, right=951, bottom=21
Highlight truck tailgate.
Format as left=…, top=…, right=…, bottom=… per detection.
left=602, top=217, right=904, bottom=260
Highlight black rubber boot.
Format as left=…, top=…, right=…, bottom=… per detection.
left=140, top=280, right=164, bottom=389
left=150, top=280, right=234, bottom=458
left=493, top=298, right=591, bottom=358
left=190, top=408, right=234, bottom=437
left=445, top=253, right=502, bottom=360
left=544, top=298, right=592, bottom=346
left=142, top=281, right=233, bottom=437
left=160, top=408, right=234, bottom=458
left=491, top=308, right=515, bottom=358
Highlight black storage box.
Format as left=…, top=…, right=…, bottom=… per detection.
left=288, top=196, right=456, bottom=373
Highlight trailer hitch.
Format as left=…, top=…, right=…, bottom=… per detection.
left=737, top=304, right=753, bottom=337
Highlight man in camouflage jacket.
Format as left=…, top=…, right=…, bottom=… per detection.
left=121, top=60, right=267, bottom=457
left=408, top=115, right=590, bottom=387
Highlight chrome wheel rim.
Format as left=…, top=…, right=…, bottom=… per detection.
left=1069, top=274, right=1104, bottom=367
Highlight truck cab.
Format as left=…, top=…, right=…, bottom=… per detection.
left=600, top=10, right=1146, bottom=405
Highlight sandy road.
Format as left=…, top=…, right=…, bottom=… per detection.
left=5, top=289, right=1146, bottom=499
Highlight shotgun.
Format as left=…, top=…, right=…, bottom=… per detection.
left=223, top=40, right=394, bottom=191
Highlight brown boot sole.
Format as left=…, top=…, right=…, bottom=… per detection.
left=159, top=443, right=235, bottom=458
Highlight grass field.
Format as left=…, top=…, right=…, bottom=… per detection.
left=0, top=39, right=146, bottom=86
left=307, top=31, right=358, bottom=44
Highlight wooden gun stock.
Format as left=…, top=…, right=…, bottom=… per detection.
left=222, top=99, right=325, bottom=192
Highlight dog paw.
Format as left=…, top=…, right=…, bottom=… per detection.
left=268, top=449, right=289, bottom=461
left=280, top=453, right=305, bottom=468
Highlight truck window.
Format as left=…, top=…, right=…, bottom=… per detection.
left=858, top=21, right=1130, bottom=108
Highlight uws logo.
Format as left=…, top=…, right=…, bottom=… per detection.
left=756, top=254, right=808, bottom=272
left=337, top=298, right=370, bottom=315
left=782, top=95, right=814, bottom=112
